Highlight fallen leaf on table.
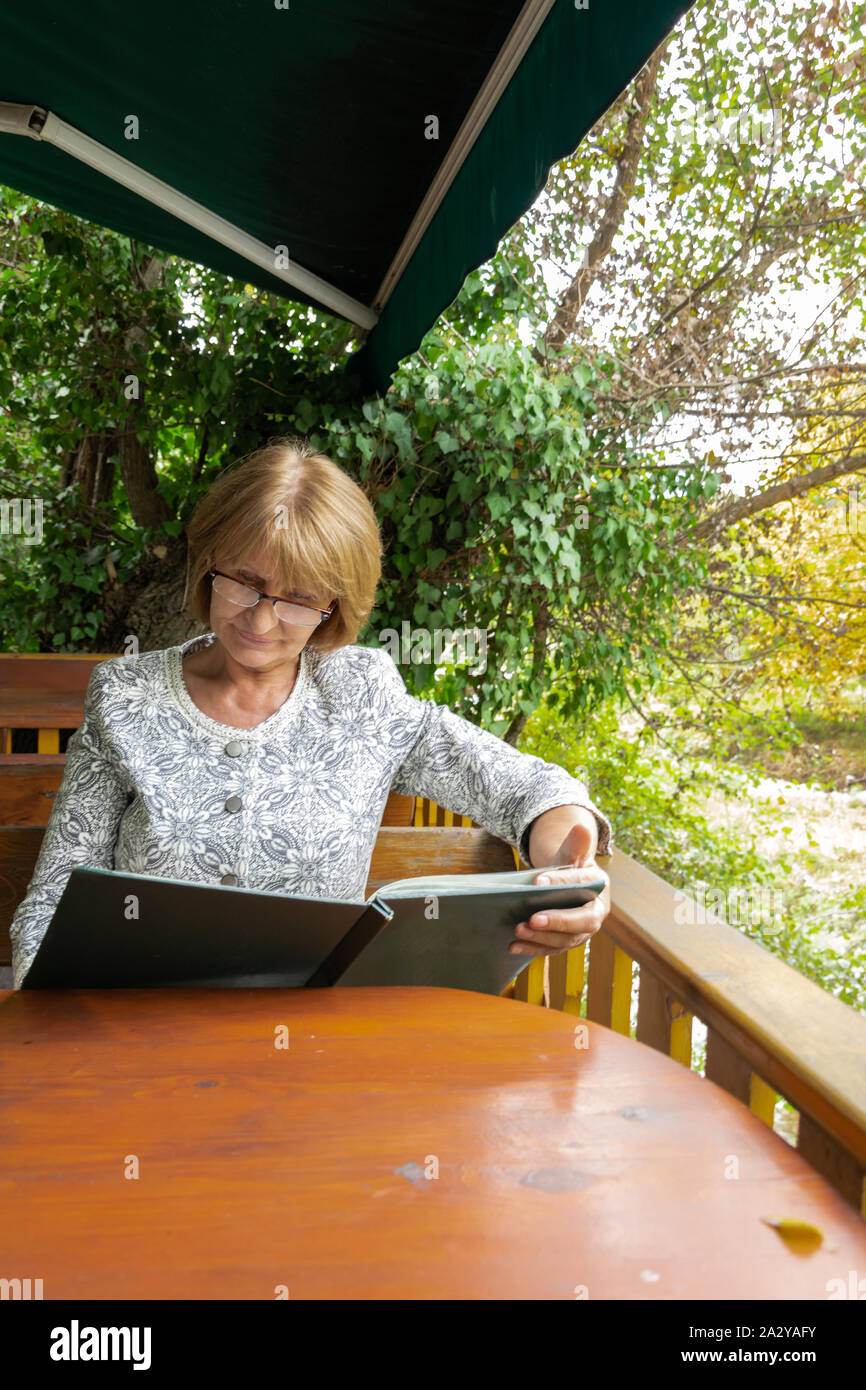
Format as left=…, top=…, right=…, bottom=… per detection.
left=760, top=1215, right=824, bottom=1254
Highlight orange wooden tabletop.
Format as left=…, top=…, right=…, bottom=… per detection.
left=1, top=986, right=864, bottom=1300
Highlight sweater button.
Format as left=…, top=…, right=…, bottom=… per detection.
left=220, top=873, right=237, bottom=885
left=225, top=795, right=242, bottom=813
left=224, top=740, right=244, bottom=757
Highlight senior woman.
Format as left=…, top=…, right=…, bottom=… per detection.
left=9, top=438, right=613, bottom=990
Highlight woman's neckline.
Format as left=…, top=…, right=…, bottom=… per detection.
left=165, top=631, right=313, bottom=738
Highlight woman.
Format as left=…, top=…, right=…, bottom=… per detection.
left=9, top=438, right=613, bottom=989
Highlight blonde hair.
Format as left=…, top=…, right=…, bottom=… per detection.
left=183, top=437, right=383, bottom=652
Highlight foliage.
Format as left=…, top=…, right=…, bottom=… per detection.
left=485, top=0, right=866, bottom=476
left=623, top=380, right=866, bottom=761
left=0, top=187, right=721, bottom=734
left=520, top=698, right=866, bottom=1016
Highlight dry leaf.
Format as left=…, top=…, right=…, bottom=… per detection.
left=761, top=1215, right=824, bottom=1253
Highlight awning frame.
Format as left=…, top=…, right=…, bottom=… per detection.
left=0, top=99, right=377, bottom=329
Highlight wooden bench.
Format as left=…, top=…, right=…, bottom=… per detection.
left=0, top=652, right=105, bottom=755
left=0, top=806, right=511, bottom=954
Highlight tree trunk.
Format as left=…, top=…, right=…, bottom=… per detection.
left=118, top=423, right=170, bottom=530
left=99, top=534, right=204, bottom=653
left=66, top=431, right=116, bottom=508
left=118, top=253, right=170, bottom=531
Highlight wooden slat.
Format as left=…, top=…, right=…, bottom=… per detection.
left=0, top=756, right=66, bottom=826
left=0, top=826, right=42, bottom=963
left=585, top=927, right=614, bottom=1024
left=585, top=928, right=631, bottom=1034
left=416, top=796, right=475, bottom=828
left=631, top=968, right=691, bottom=1066
left=706, top=1024, right=751, bottom=1104
left=513, top=955, right=544, bottom=1004
left=706, top=1030, right=774, bottom=1124
left=797, top=1112, right=866, bottom=1216
left=0, top=653, right=112, bottom=671
left=548, top=944, right=586, bottom=1016
left=0, top=691, right=88, bottom=727
left=380, top=791, right=415, bottom=826
left=365, top=826, right=515, bottom=890
left=635, top=967, right=671, bottom=1055
left=0, top=654, right=115, bottom=729
left=750, top=1074, right=777, bottom=1127
left=4, top=779, right=411, bottom=833
left=604, top=848, right=866, bottom=1170
left=669, top=1000, right=693, bottom=1069
left=529, top=955, right=545, bottom=1003
left=610, top=946, right=632, bottom=1035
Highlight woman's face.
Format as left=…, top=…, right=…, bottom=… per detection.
left=210, top=548, right=332, bottom=669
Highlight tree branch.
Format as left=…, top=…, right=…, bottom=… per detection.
left=544, top=42, right=667, bottom=354
left=692, top=451, right=866, bottom=540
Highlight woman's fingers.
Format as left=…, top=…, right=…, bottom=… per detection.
left=533, top=863, right=607, bottom=885
left=509, top=933, right=594, bottom=956
left=510, top=866, right=611, bottom=955
left=510, top=921, right=596, bottom=952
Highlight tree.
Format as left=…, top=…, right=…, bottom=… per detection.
left=443, top=0, right=866, bottom=738
left=1, top=0, right=863, bottom=748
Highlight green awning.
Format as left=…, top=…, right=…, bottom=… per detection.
left=0, top=0, right=691, bottom=394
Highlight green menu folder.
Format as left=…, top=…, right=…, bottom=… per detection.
left=21, top=863, right=605, bottom=994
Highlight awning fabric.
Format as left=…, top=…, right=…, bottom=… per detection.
left=0, top=1, right=691, bottom=394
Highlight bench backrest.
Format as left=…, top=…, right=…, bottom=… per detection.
left=0, top=653, right=108, bottom=750
left=0, top=654, right=479, bottom=826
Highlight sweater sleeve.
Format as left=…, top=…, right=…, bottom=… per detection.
left=9, top=661, right=130, bottom=988
left=367, top=647, right=612, bottom=865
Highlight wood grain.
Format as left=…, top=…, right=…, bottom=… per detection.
left=0, top=756, right=66, bottom=825
left=365, top=827, right=515, bottom=888
left=0, top=986, right=863, bottom=1299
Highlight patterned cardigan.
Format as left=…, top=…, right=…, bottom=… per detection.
left=9, top=632, right=613, bottom=988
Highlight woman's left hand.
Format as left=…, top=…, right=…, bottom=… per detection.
left=510, top=812, right=611, bottom=958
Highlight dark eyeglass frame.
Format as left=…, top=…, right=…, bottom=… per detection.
left=208, top=569, right=337, bottom=624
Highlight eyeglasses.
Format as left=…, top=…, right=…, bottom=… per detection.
left=209, top=570, right=337, bottom=627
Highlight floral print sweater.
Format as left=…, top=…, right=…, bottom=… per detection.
left=9, top=632, right=613, bottom=987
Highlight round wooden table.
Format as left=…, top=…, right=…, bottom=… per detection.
left=1, top=986, right=864, bottom=1299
